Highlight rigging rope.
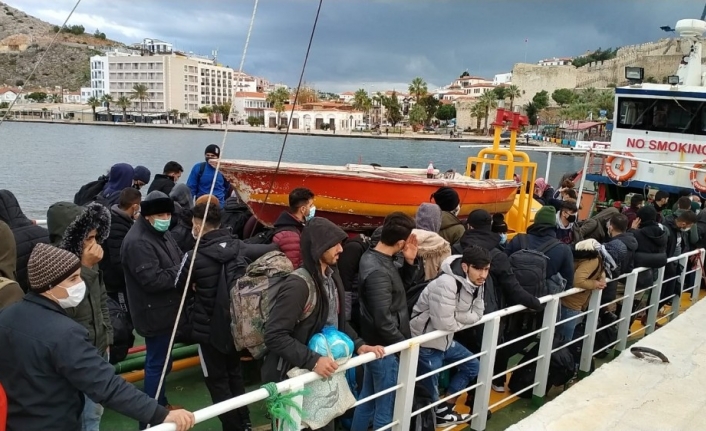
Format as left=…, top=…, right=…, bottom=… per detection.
left=153, top=0, right=260, bottom=405
left=0, top=0, right=83, bottom=126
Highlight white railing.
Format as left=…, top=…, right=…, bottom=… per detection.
left=148, top=248, right=705, bottom=431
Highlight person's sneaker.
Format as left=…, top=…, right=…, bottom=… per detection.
left=435, top=404, right=471, bottom=426
left=242, top=422, right=252, bottom=431
left=492, top=383, right=506, bottom=393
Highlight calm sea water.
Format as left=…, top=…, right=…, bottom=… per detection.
left=0, top=122, right=585, bottom=219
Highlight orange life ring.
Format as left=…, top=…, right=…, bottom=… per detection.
left=690, top=160, right=706, bottom=192
left=605, top=152, right=638, bottom=182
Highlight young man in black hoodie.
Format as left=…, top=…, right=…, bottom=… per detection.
left=263, top=217, right=384, bottom=431
left=148, top=161, right=184, bottom=195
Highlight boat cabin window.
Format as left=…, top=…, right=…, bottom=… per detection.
left=617, top=96, right=706, bottom=134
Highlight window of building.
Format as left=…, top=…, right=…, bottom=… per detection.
left=617, top=96, right=706, bottom=134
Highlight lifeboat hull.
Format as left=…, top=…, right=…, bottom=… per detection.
left=217, top=160, right=519, bottom=231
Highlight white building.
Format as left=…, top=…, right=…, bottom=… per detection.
left=80, top=87, right=93, bottom=103
left=493, top=73, right=512, bottom=85
left=0, top=87, right=19, bottom=103
left=339, top=91, right=355, bottom=103
left=263, top=101, right=363, bottom=130
left=538, top=57, right=573, bottom=66
left=233, top=91, right=270, bottom=122
left=233, top=72, right=258, bottom=93
left=90, top=55, right=111, bottom=98
left=131, top=38, right=173, bottom=55
left=63, top=91, right=82, bottom=104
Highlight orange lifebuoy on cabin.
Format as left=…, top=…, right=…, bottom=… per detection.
left=605, top=152, right=638, bottom=182
left=690, top=160, right=706, bottom=192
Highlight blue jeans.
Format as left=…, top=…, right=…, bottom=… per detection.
left=557, top=306, right=581, bottom=342
left=418, top=342, right=479, bottom=402
left=350, top=355, right=398, bottom=431
left=140, top=335, right=173, bottom=429
left=82, top=352, right=108, bottom=431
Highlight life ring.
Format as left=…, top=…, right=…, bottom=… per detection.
left=605, top=152, right=638, bottom=182
left=690, top=160, right=706, bottom=192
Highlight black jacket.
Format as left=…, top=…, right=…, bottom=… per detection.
left=0, top=190, right=49, bottom=292
left=608, top=232, right=638, bottom=275
left=221, top=197, right=252, bottom=239
left=0, top=294, right=168, bottom=431
left=358, top=248, right=421, bottom=346
left=148, top=174, right=177, bottom=196
left=100, top=205, right=133, bottom=294
left=459, top=229, right=541, bottom=312
left=177, top=229, right=275, bottom=350
left=664, top=215, right=689, bottom=257
left=263, top=217, right=364, bottom=383
left=121, top=216, right=184, bottom=337
left=170, top=205, right=195, bottom=254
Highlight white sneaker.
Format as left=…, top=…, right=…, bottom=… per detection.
left=492, top=383, right=506, bottom=393
left=435, top=404, right=471, bottom=426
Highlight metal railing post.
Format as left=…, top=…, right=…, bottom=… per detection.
left=694, top=249, right=705, bottom=306
left=615, top=271, right=637, bottom=354
left=671, top=255, right=689, bottom=321
left=391, top=343, right=419, bottom=431
left=578, top=290, right=601, bottom=378
left=532, top=297, right=558, bottom=406
left=645, top=267, right=665, bottom=336
left=283, top=382, right=304, bottom=431
left=470, top=317, right=500, bottom=431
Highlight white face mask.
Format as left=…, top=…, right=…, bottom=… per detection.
left=451, top=205, right=461, bottom=216
left=49, top=281, right=86, bottom=309
left=499, top=233, right=508, bottom=245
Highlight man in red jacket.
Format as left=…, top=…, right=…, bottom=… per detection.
left=272, top=188, right=315, bottom=268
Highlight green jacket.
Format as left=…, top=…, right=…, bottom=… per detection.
left=439, top=211, right=465, bottom=246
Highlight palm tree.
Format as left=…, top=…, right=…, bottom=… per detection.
left=50, top=93, right=61, bottom=103
left=478, top=91, right=497, bottom=134
left=352, top=89, right=372, bottom=122
left=116, top=96, right=131, bottom=122
left=408, top=77, right=428, bottom=102
left=469, top=103, right=485, bottom=131
left=505, top=85, right=521, bottom=111
left=169, top=109, right=180, bottom=123
left=86, top=96, right=101, bottom=121
left=101, top=94, right=113, bottom=118
left=266, top=87, right=290, bottom=127
left=130, top=84, right=149, bottom=122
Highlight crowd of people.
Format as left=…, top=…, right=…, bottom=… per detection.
left=0, top=151, right=704, bottom=431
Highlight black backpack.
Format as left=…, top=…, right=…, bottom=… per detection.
left=508, top=235, right=561, bottom=298
left=507, top=335, right=575, bottom=397
left=74, top=175, right=109, bottom=206
left=221, top=199, right=252, bottom=239
left=107, top=297, right=135, bottom=364
left=244, top=225, right=297, bottom=245
left=412, top=384, right=437, bottom=431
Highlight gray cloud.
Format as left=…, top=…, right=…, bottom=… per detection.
left=7, top=0, right=704, bottom=92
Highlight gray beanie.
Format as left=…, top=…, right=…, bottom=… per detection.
left=28, top=243, right=81, bottom=292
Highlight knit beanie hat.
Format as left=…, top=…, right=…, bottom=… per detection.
left=141, top=191, right=174, bottom=217
left=134, top=166, right=152, bottom=184
left=28, top=243, right=81, bottom=292
left=466, top=209, right=492, bottom=230
left=195, top=194, right=220, bottom=208
left=491, top=213, right=508, bottom=233
left=534, top=206, right=557, bottom=226
left=431, top=186, right=460, bottom=212
left=415, top=203, right=442, bottom=233
left=205, top=144, right=221, bottom=157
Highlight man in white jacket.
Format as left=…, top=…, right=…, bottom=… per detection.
left=410, top=245, right=489, bottom=426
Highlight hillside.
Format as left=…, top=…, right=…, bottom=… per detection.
left=0, top=1, right=122, bottom=90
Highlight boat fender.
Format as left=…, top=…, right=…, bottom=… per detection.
left=690, top=160, right=706, bottom=192
left=605, top=152, right=638, bottom=182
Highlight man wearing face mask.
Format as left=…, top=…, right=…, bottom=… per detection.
left=432, top=186, right=465, bottom=245
left=271, top=187, right=316, bottom=269
left=556, top=200, right=581, bottom=244
left=187, top=144, right=228, bottom=207
left=0, top=243, right=196, bottom=431
left=122, top=191, right=184, bottom=428
left=149, top=161, right=184, bottom=195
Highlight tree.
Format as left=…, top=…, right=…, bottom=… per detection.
left=116, top=96, right=131, bottom=121
left=14, top=79, right=23, bottom=87
left=552, top=88, right=575, bottom=107
left=169, top=109, right=180, bottom=122
left=380, top=91, right=403, bottom=126
left=524, top=102, right=539, bottom=126
left=292, top=85, right=317, bottom=103
left=86, top=96, right=101, bottom=120
left=247, top=116, right=263, bottom=126
left=460, top=71, right=470, bottom=78
left=352, top=88, right=371, bottom=111
left=492, top=86, right=507, bottom=102
left=130, top=84, right=149, bottom=121
left=101, top=94, right=112, bottom=117
left=505, top=85, right=521, bottom=111
left=0, top=102, right=9, bottom=109
left=26, top=92, right=47, bottom=103
left=408, top=104, right=427, bottom=126
left=408, top=77, right=428, bottom=102
left=93, top=29, right=106, bottom=39
left=419, top=95, right=440, bottom=124
left=68, top=25, right=85, bottom=35
left=478, top=91, right=497, bottom=134
left=470, top=103, right=485, bottom=130
left=571, top=47, right=618, bottom=68
left=266, top=87, right=290, bottom=127
left=50, top=94, right=61, bottom=103
left=532, top=90, right=550, bottom=110
left=435, top=104, right=456, bottom=122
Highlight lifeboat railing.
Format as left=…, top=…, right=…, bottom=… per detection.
left=150, top=248, right=705, bottom=431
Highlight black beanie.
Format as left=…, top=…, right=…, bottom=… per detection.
left=491, top=213, right=508, bottom=233
left=141, top=191, right=175, bottom=216
left=466, top=209, right=492, bottom=230
left=431, top=187, right=460, bottom=212
left=205, top=144, right=221, bottom=157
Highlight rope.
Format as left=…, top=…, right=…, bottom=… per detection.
left=0, top=0, right=83, bottom=126
left=262, top=382, right=308, bottom=431
left=247, top=0, right=324, bottom=238
left=152, top=0, right=260, bottom=405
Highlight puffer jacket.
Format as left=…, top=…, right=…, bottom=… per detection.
left=100, top=205, right=133, bottom=295
left=410, top=255, right=485, bottom=351
left=271, top=211, right=304, bottom=268
left=413, top=228, right=451, bottom=280
left=561, top=250, right=604, bottom=311
left=0, top=190, right=49, bottom=292
left=438, top=211, right=465, bottom=245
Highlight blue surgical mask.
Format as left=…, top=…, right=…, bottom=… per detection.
left=306, top=205, right=316, bottom=221
left=499, top=233, right=507, bottom=245
left=152, top=218, right=171, bottom=232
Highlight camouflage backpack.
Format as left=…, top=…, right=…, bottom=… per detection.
left=230, top=250, right=317, bottom=359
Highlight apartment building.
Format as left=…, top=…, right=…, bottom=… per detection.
left=232, top=91, right=269, bottom=122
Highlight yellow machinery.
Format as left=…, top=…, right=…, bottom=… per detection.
left=464, top=109, right=540, bottom=236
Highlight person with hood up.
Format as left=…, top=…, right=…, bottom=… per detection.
left=176, top=203, right=276, bottom=431
left=414, top=203, right=451, bottom=280
left=133, top=165, right=152, bottom=191
left=149, top=161, right=184, bottom=195
left=121, top=191, right=184, bottom=427
left=264, top=217, right=384, bottom=431
left=187, top=144, right=228, bottom=207
left=0, top=189, right=49, bottom=292
left=557, top=239, right=606, bottom=342
left=48, top=201, right=113, bottom=431
left=97, top=163, right=135, bottom=207
left=0, top=243, right=195, bottom=431
left=432, top=186, right=465, bottom=245
left=170, top=183, right=196, bottom=253
left=533, top=178, right=554, bottom=205
left=0, top=220, right=22, bottom=309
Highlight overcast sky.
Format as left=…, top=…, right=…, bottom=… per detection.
left=6, top=0, right=704, bottom=92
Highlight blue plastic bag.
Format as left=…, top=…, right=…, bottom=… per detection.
left=308, top=326, right=355, bottom=363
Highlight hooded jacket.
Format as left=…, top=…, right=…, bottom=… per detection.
left=170, top=202, right=195, bottom=254
left=413, top=228, right=451, bottom=280
left=98, top=163, right=134, bottom=207
left=0, top=220, right=22, bottom=309
left=410, top=255, right=485, bottom=351
left=100, top=205, right=134, bottom=295
left=578, top=207, right=619, bottom=243
left=561, top=248, right=604, bottom=311
left=170, top=183, right=193, bottom=210
left=50, top=202, right=113, bottom=354
left=148, top=174, right=177, bottom=196
left=263, top=217, right=364, bottom=383
left=0, top=190, right=49, bottom=292
left=438, top=211, right=465, bottom=245
left=272, top=211, right=305, bottom=268
left=121, top=216, right=184, bottom=337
